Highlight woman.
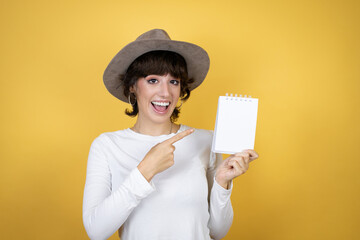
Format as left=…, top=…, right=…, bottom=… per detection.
left=83, top=29, right=259, bottom=240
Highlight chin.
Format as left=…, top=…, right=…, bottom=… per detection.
left=150, top=111, right=174, bottom=123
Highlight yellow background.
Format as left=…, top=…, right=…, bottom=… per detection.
left=1, top=0, right=359, bottom=239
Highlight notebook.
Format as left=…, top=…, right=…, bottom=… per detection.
left=212, top=94, right=259, bottom=154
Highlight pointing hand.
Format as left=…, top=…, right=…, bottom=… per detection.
left=137, top=129, right=194, bottom=182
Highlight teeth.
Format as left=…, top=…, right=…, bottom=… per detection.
left=152, top=101, right=170, bottom=106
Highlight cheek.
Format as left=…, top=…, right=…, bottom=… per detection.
left=174, top=86, right=181, bottom=98
left=134, top=83, right=151, bottom=101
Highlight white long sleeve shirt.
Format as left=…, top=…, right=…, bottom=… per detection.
left=83, top=125, right=233, bottom=240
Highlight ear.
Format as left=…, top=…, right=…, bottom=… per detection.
left=129, top=84, right=136, bottom=93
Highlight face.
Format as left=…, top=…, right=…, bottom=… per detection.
left=130, top=73, right=181, bottom=125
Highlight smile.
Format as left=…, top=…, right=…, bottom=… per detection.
left=151, top=101, right=170, bottom=114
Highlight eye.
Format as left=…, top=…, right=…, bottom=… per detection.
left=147, top=78, right=158, bottom=84
left=170, top=80, right=180, bottom=85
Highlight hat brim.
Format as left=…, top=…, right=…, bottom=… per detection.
left=103, top=39, right=210, bottom=102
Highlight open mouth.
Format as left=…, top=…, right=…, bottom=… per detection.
left=151, top=101, right=170, bottom=113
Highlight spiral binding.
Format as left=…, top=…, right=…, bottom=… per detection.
left=225, top=93, right=253, bottom=102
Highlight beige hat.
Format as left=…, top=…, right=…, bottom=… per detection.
left=103, top=29, right=210, bottom=102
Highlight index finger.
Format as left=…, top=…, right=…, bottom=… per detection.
left=165, top=128, right=194, bottom=145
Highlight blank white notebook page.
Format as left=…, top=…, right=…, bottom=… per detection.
left=212, top=96, right=259, bottom=154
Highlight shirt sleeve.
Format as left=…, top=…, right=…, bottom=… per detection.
left=82, top=136, right=155, bottom=240
left=207, top=151, right=234, bottom=240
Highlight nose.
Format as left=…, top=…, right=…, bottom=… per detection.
left=158, top=81, right=170, bottom=97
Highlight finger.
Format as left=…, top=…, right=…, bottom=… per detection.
left=235, top=157, right=246, bottom=169
left=231, top=156, right=249, bottom=170
left=222, top=157, right=231, bottom=167
left=240, top=149, right=259, bottom=161
left=233, top=152, right=250, bottom=163
left=229, top=159, right=244, bottom=176
left=165, top=128, right=194, bottom=145
left=240, top=158, right=249, bottom=170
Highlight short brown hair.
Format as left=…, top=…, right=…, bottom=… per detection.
left=120, top=50, right=194, bottom=122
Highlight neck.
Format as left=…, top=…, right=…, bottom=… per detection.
left=132, top=118, right=176, bottom=136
